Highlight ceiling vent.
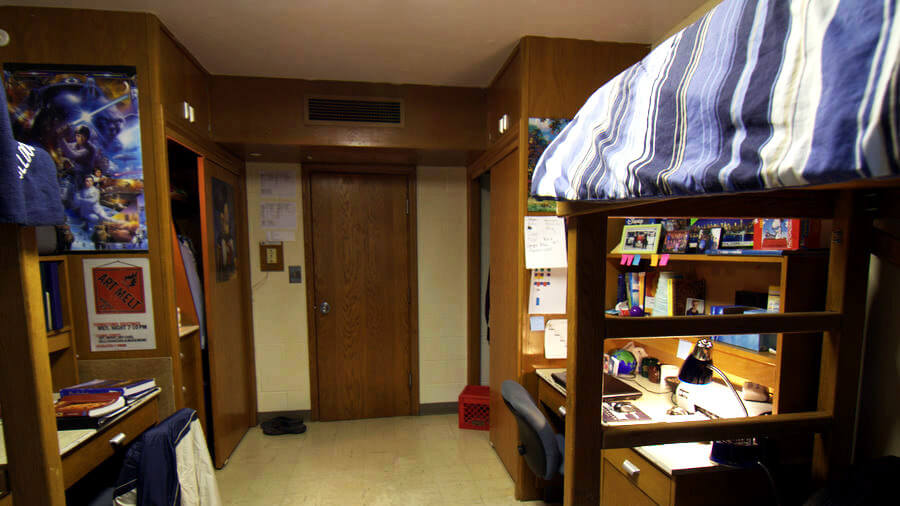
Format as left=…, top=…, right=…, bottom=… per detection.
left=305, top=96, right=404, bottom=127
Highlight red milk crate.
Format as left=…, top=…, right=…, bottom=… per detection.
left=458, top=385, right=490, bottom=430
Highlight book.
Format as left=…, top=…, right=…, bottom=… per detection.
left=55, top=392, right=124, bottom=418
left=48, top=262, right=63, bottom=330
left=56, top=404, right=130, bottom=430
left=60, top=378, right=156, bottom=398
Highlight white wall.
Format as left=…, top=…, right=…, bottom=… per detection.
left=245, top=162, right=469, bottom=412
left=856, top=255, right=900, bottom=460
left=416, top=166, right=469, bottom=403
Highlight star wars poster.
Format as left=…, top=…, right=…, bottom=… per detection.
left=212, top=177, right=237, bottom=282
left=3, top=64, right=148, bottom=251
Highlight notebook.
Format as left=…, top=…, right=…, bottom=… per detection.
left=550, top=371, right=642, bottom=401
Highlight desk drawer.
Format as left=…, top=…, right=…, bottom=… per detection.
left=603, top=448, right=671, bottom=506
left=537, top=380, right=566, bottom=417
left=61, top=398, right=159, bottom=488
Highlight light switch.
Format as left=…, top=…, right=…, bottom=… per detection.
left=259, top=242, right=284, bottom=271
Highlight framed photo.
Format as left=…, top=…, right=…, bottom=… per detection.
left=685, top=298, right=705, bottom=316
left=709, top=227, right=722, bottom=250
left=621, top=224, right=662, bottom=254
left=663, top=230, right=688, bottom=253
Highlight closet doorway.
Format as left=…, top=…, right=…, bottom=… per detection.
left=303, top=165, right=419, bottom=421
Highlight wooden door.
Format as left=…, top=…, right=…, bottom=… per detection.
left=308, top=170, right=413, bottom=421
left=488, top=149, right=522, bottom=478
left=199, top=159, right=252, bottom=467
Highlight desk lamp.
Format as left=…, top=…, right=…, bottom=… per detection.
left=678, top=338, right=760, bottom=467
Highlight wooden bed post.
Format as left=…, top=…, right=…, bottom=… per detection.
left=0, top=225, right=66, bottom=505
left=814, top=190, right=873, bottom=482
left=564, top=212, right=608, bottom=505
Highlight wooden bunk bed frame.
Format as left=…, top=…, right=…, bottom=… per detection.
left=557, top=181, right=900, bottom=505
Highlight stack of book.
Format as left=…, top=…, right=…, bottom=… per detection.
left=55, top=378, right=158, bottom=430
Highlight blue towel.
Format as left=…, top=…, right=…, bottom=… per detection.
left=1, top=77, right=64, bottom=226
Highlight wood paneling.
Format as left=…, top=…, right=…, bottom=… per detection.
left=524, top=37, right=649, bottom=119
left=157, top=28, right=211, bottom=139
left=488, top=149, right=522, bottom=481
left=0, top=226, right=66, bottom=505
left=308, top=170, right=415, bottom=420
left=467, top=178, right=482, bottom=385
left=564, top=213, right=608, bottom=506
left=200, top=159, right=253, bottom=467
left=601, top=460, right=658, bottom=506
left=486, top=45, right=522, bottom=146
left=603, top=448, right=670, bottom=506
left=210, top=76, right=486, bottom=151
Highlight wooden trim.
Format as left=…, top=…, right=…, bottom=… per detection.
left=557, top=190, right=840, bottom=219
left=301, top=164, right=420, bottom=419
left=564, top=213, right=608, bottom=506
left=419, top=402, right=459, bottom=415
left=165, top=120, right=243, bottom=176
left=0, top=493, right=10, bottom=506
left=467, top=178, right=482, bottom=385
left=602, top=411, right=833, bottom=449
left=0, top=225, right=66, bottom=505
left=300, top=168, right=321, bottom=421
left=467, top=123, right=520, bottom=180
left=814, top=191, right=873, bottom=481
left=236, top=163, right=258, bottom=426
left=407, top=174, right=420, bottom=416
left=604, top=312, right=841, bottom=339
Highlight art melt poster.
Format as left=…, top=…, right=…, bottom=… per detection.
left=83, top=258, right=156, bottom=351
left=3, top=64, right=148, bottom=251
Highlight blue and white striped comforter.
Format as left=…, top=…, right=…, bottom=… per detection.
left=531, top=0, right=900, bottom=202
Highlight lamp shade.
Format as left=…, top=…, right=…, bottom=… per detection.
left=678, top=338, right=714, bottom=384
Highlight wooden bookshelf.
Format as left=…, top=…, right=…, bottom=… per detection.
left=37, top=256, right=78, bottom=391
left=46, top=330, right=72, bottom=354
left=607, top=252, right=785, bottom=264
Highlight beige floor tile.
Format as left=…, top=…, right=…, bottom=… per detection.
left=217, top=416, right=528, bottom=506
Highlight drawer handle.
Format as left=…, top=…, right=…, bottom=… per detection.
left=558, top=406, right=567, bottom=417
left=622, top=459, right=640, bottom=478
left=109, top=432, right=127, bottom=447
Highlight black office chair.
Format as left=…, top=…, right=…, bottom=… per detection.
left=501, top=380, right=564, bottom=480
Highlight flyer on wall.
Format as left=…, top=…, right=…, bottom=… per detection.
left=83, top=257, right=156, bottom=351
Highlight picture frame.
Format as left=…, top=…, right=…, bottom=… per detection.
left=621, top=224, right=662, bottom=254
left=663, top=229, right=688, bottom=253
left=685, top=298, right=705, bottom=316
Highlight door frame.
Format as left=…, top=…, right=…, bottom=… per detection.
left=301, top=164, right=420, bottom=421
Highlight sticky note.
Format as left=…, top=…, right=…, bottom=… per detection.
left=631, top=255, right=641, bottom=265
left=620, top=255, right=628, bottom=265
left=660, top=254, right=670, bottom=266
left=530, top=316, right=545, bottom=331
left=676, top=339, right=693, bottom=360
left=650, top=255, right=659, bottom=267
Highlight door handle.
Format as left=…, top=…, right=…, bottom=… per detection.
left=318, top=302, right=331, bottom=315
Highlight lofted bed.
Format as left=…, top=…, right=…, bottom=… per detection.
left=528, top=0, right=900, bottom=504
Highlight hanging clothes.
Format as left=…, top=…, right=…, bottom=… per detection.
left=179, top=235, right=207, bottom=349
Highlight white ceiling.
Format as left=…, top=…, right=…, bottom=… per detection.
left=10, top=0, right=709, bottom=87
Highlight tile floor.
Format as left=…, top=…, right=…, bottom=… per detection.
left=216, top=414, right=550, bottom=505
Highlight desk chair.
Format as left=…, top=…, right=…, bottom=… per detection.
left=501, top=380, right=564, bottom=480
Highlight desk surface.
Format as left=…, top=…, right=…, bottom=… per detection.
left=0, top=388, right=160, bottom=466
left=536, top=368, right=718, bottom=475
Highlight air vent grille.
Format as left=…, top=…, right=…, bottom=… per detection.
left=306, top=96, right=404, bottom=127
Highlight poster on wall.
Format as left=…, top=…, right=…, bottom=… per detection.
left=3, top=64, right=148, bottom=251
left=527, top=118, right=571, bottom=213
left=212, top=177, right=237, bottom=282
left=83, top=257, right=156, bottom=351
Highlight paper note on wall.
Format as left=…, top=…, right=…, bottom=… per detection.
left=529, top=268, right=567, bottom=314
left=261, top=202, right=298, bottom=229
left=524, top=216, right=567, bottom=269
left=266, top=230, right=296, bottom=242
left=544, top=319, right=568, bottom=359
left=259, top=169, right=297, bottom=199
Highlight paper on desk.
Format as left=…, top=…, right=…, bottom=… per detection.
left=524, top=216, right=567, bottom=268
left=529, top=268, right=567, bottom=314
left=544, top=319, right=568, bottom=359
left=530, top=316, right=545, bottom=331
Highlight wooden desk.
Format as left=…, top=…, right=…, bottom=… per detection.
left=534, top=369, right=772, bottom=505
left=1, top=390, right=160, bottom=490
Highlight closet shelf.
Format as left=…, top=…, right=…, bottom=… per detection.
left=178, top=325, right=200, bottom=338
left=603, top=311, right=842, bottom=339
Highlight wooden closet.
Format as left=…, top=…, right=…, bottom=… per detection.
left=467, top=36, right=649, bottom=500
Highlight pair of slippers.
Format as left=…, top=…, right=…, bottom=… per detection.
left=261, top=415, right=307, bottom=435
